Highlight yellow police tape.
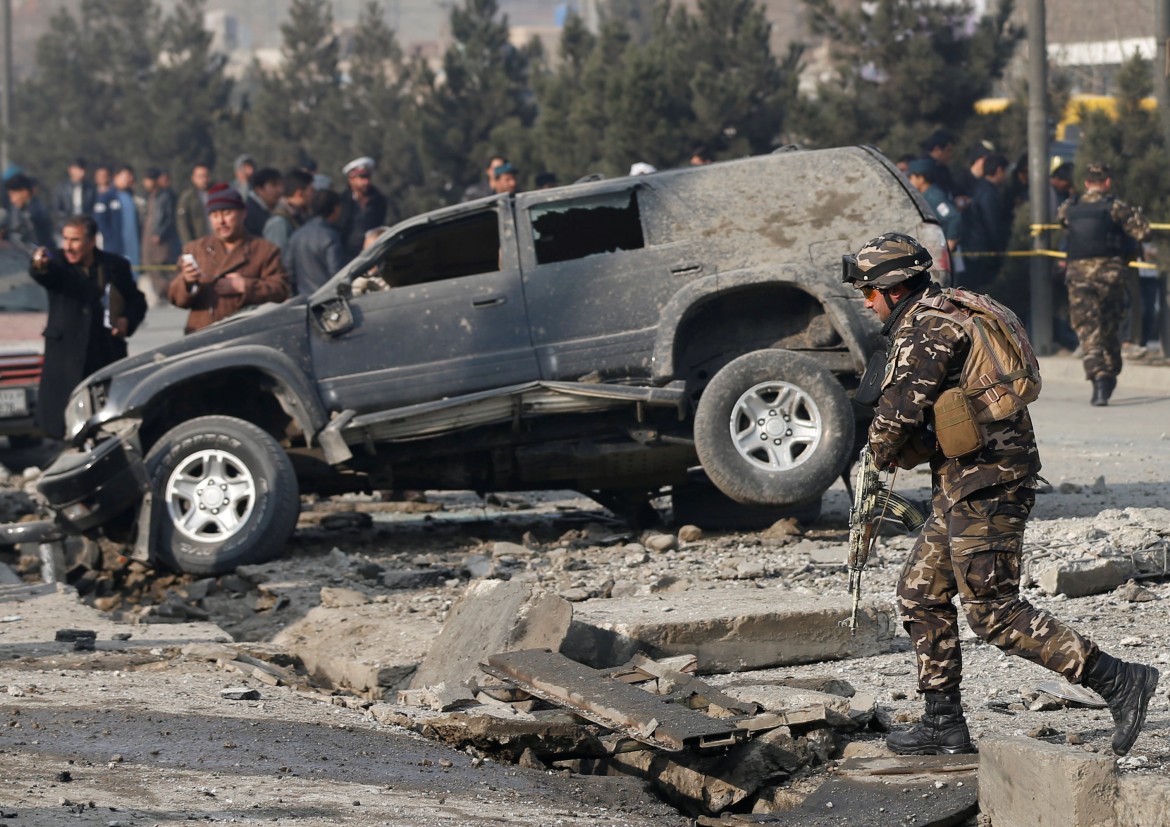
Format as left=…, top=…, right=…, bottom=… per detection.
left=963, top=248, right=1158, bottom=269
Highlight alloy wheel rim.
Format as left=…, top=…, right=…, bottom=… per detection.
left=728, top=381, right=823, bottom=471
left=164, top=449, right=257, bottom=543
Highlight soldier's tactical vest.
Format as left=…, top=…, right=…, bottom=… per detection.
left=1065, top=196, right=1123, bottom=260
left=916, top=288, right=1042, bottom=424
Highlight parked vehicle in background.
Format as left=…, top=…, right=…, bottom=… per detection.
left=0, top=243, right=46, bottom=448
left=33, top=146, right=949, bottom=575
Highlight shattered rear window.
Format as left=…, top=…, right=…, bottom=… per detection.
left=529, top=190, right=645, bottom=265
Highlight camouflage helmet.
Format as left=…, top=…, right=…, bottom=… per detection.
left=842, top=232, right=932, bottom=290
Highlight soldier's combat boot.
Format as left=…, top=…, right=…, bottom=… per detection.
left=1090, top=378, right=1110, bottom=406
left=886, top=691, right=976, bottom=755
left=1102, top=375, right=1117, bottom=401
left=1083, top=652, right=1160, bottom=756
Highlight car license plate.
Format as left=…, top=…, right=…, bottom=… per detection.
left=0, top=388, right=28, bottom=417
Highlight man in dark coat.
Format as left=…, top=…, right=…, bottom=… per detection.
left=29, top=216, right=147, bottom=439
left=283, top=188, right=344, bottom=296
left=6, top=174, right=55, bottom=251
left=959, top=153, right=1010, bottom=293
left=177, top=163, right=211, bottom=245
left=338, top=156, right=387, bottom=262
left=51, top=158, right=96, bottom=228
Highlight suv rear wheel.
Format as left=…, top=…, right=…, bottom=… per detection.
left=145, top=415, right=299, bottom=575
left=693, top=349, right=854, bottom=506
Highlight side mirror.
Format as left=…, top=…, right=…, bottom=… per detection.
left=310, top=296, right=354, bottom=336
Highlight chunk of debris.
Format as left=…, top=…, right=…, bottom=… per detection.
left=274, top=605, right=438, bottom=699
left=644, top=533, right=678, bottom=553
left=1117, top=579, right=1157, bottom=603
left=704, top=755, right=978, bottom=825
left=319, top=587, right=370, bottom=608
left=761, top=518, right=802, bottom=540
left=54, top=628, right=97, bottom=642
left=980, top=738, right=1118, bottom=827
left=484, top=649, right=748, bottom=752
left=564, top=590, right=896, bottom=672
left=219, top=687, right=260, bottom=701
left=1034, top=557, right=1135, bottom=598
left=677, top=525, right=703, bottom=543
left=1030, top=680, right=1107, bottom=710
left=402, top=708, right=604, bottom=762
left=396, top=683, right=477, bottom=712
left=409, top=580, right=571, bottom=691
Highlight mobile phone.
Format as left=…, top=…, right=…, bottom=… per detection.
left=181, top=253, right=198, bottom=269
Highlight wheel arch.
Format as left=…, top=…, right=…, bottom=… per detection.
left=109, top=346, right=328, bottom=450
left=651, top=271, right=874, bottom=388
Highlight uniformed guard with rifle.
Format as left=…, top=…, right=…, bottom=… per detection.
left=842, top=232, right=1159, bottom=756
left=1056, top=161, right=1150, bottom=407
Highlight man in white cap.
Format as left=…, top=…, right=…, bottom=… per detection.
left=339, top=156, right=387, bottom=262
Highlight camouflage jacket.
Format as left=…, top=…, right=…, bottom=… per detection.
left=869, top=284, right=1041, bottom=510
left=1056, top=188, right=1150, bottom=252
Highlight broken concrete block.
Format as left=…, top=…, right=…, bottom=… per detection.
left=409, top=580, right=572, bottom=690
left=1034, top=557, right=1135, bottom=598
left=418, top=709, right=603, bottom=762
left=492, top=541, right=531, bottom=557
left=607, top=724, right=805, bottom=815
left=220, top=687, right=260, bottom=700
left=396, top=683, right=477, bottom=711
left=563, top=590, right=896, bottom=673
left=758, top=756, right=977, bottom=827
left=273, top=604, right=439, bottom=699
left=319, top=587, right=370, bottom=608
left=719, top=685, right=854, bottom=728
left=1117, top=773, right=1170, bottom=827
left=979, top=737, right=1118, bottom=827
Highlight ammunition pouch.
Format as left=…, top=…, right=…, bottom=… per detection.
left=932, top=387, right=985, bottom=458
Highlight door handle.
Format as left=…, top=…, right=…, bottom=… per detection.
left=472, top=296, right=507, bottom=308
left=670, top=263, right=703, bottom=276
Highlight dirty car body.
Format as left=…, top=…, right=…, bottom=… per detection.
left=35, top=146, right=947, bottom=574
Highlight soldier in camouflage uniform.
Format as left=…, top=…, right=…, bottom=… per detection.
left=1056, top=162, right=1150, bottom=406
left=842, top=232, right=1159, bottom=756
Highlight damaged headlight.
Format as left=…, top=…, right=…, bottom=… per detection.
left=63, top=382, right=102, bottom=442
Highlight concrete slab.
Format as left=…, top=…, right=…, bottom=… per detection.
left=723, top=754, right=978, bottom=826
left=272, top=603, right=439, bottom=698
left=409, top=579, right=572, bottom=690
left=606, top=725, right=805, bottom=815
left=719, top=684, right=854, bottom=727
left=979, top=737, right=1118, bottom=827
left=1035, top=557, right=1136, bottom=598
left=562, top=590, right=896, bottom=673
left=1117, top=773, right=1170, bottom=827
left=0, top=582, right=229, bottom=654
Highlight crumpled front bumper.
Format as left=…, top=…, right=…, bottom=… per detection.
left=37, top=436, right=149, bottom=534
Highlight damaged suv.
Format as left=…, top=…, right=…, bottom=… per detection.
left=34, top=146, right=947, bottom=574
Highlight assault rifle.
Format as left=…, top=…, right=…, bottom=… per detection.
left=844, top=445, right=926, bottom=635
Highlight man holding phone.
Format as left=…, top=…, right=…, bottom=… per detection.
left=168, top=183, right=288, bottom=333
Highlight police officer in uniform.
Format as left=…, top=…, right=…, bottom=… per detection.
left=1057, top=162, right=1149, bottom=406
left=843, top=232, right=1159, bottom=756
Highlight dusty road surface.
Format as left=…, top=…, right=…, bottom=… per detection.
left=0, top=364, right=1167, bottom=825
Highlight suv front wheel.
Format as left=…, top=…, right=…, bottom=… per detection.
left=693, top=349, right=854, bottom=507
left=145, top=415, right=300, bottom=575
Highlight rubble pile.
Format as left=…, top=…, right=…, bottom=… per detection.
left=372, top=649, right=883, bottom=819
left=1, top=477, right=1168, bottom=824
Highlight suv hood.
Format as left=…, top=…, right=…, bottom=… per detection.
left=87, top=298, right=310, bottom=384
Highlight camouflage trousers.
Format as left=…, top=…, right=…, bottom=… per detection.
left=1066, top=258, right=1127, bottom=380
left=897, top=479, right=1098, bottom=693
